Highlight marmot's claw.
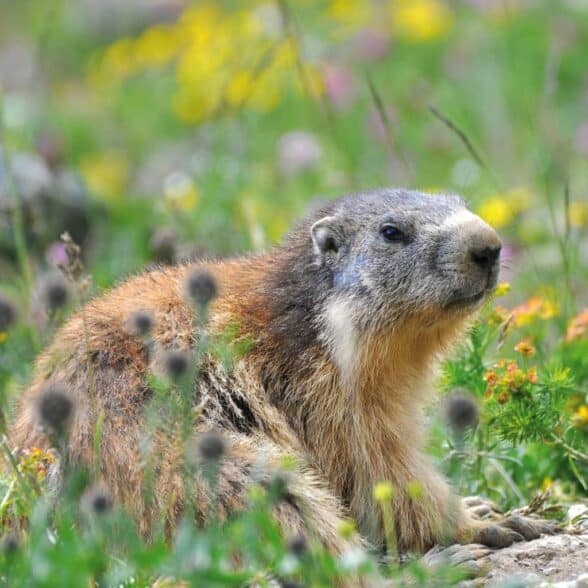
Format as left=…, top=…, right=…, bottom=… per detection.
left=422, top=543, right=490, bottom=578
left=473, top=524, right=524, bottom=548
left=462, top=496, right=500, bottom=519
left=501, top=514, right=561, bottom=540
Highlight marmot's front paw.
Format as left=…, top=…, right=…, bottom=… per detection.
left=422, top=543, right=491, bottom=578
left=462, top=495, right=500, bottom=520
left=471, top=514, right=560, bottom=548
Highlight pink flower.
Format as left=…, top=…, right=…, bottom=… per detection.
left=323, top=64, right=357, bottom=111
left=277, top=131, right=322, bottom=177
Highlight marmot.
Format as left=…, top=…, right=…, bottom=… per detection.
left=10, top=189, right=552, bottom=566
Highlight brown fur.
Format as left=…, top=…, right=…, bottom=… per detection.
left=9, top=256, right=479, bottom=554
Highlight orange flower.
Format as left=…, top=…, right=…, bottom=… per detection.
left=497, top=391, right=509, bottom=404
left=484, top=370, right=498, bottom=385
left=511, top=296, right=557, bottom=326
left=565, top=308, right=588, bottom=342
left=527, top=367, right=539, bottom=385
left=514, top=339, right=536, bottom=357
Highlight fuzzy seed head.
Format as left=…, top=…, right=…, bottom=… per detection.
left=82, top=483, right=113, bottom=515
left=2, top=533, right=18, bottom=554
left=186, top=270, right=217, bottom=307
left=163, top=350, right=190, bottom=379
left=41, top=275, right=70, bottom=311
left=444, top=390, right=479, bottom=432
left=197, top=430, right=226, bottom=462
left=128, top=310, right=154, bottom=337
left=287, top=534, right=307, bottom=556
left=149, top=227, right=177, bottom=264
left=0, top=295, right=17, bottom=332
left=38, top=384, right=73, bottom=433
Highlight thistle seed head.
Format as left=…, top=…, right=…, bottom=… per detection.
left=128, top=310, right=154, bottom=337
left=38, top=383, right=74, bottom=433
left=197, top=430, right=226, bottom=462
left=444, top=390, right=479, bottom=432
left=287, top=534, right=307, bottom=556
left=163, top=350, right=190, bottom=380
left=0, top=294, right=17, bottom=332
left=149, top=227, right=177, bottom=264
left=82, top=483, right=113, bottom=515
left=41, top=275, right=70, bottom=311
left=185, top=270, right=217, bottom=308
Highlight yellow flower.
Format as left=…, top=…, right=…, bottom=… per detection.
left=338, top=519, right=357, bottom=539
left=407, top=480, right=424, bottom=500
left=572, top=405, right=588, bottom=429
left=514, top=339, right=536, bottom=357
left=511, top=296, right=558, bottom=327
left=569, top=201, right=588, bottom=228
left=328, top=0, right=374, bottom=38
left=163, top=172, right=199, bottom=212
left=478, top=196, right=514, bottom=228
left=391, top=0, right=453, bottom=42
left=80, top=151, right=129, bottom=202
left=494, top=282, right=511, bottom=297
left=373, top=481, right=395, bottom=503
left=0, top=332, right=8, bottom=344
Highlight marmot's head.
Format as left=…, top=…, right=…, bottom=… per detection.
left=308, top=188, right=501, bottom=334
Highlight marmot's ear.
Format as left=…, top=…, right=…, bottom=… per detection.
left=311, top=216, right=345, bottom=260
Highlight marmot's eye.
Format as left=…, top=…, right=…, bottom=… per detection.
left=381, top=225, right=404, bottom=242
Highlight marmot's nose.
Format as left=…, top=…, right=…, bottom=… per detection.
left=470, top=244, right=501, bottom=270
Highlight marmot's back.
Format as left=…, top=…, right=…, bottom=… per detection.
left=11, top=189, right=531, bottom=560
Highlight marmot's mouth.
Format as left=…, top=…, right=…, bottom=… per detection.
left=446, top=288, right=487, bottom=309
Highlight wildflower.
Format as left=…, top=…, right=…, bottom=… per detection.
left=373, top=481, right=394, bottom=503
left=186, top=270, right=218, bottom=308
left=565, top=309, right=588, bottom=342
left=444, top=390, right=479, bottom=431
left=149, top=227, right=177, bottom=264
left=514, top=339, right=536, bottom=357
left=277, top=131, right=323, bottom=177
left=82, top=483, right=113, bottom=515
left=494, top=282, right=511, bottom=297
left=327, top=0, right=373, bottom=38
left=128, top=310, right=154, bottom=337
left=478, top=195, right=514, bottom=228
left=197, top=430, right=226, bottom=462
left=511, top=296, right=558, bottom=327
left=0, top=294, right=17, bottom=332
left=80, top=150, right=128, bottom=202
left=484, top=370, right=498, bottom=386
left=41, top=274, right=70, bottom=311
left=391, top=0, right=453, bottom=42
left=37, top=383, right=74, bottom=434
left=572, top=406, right=588, bottom=429
left=569, top=201, right=588, bottom=228
left=527, top=367, right=539, bottom=385
left=407, top=480, right=424, bottom=500
left=497, top=391, right=509, bottom=404
left=338, top=519, right=357, bottom=540
left=323, top=65, right=357, bottom=111
left=2, top=534, right=19, bottom=554
left=163, top=350, right=190, bottom=380
left=163, top=172, right=199, bottom=212
left=287, top=534, right=307, bottom=556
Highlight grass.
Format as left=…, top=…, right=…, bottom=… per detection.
left=0, top=0, right=587, bottom=585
